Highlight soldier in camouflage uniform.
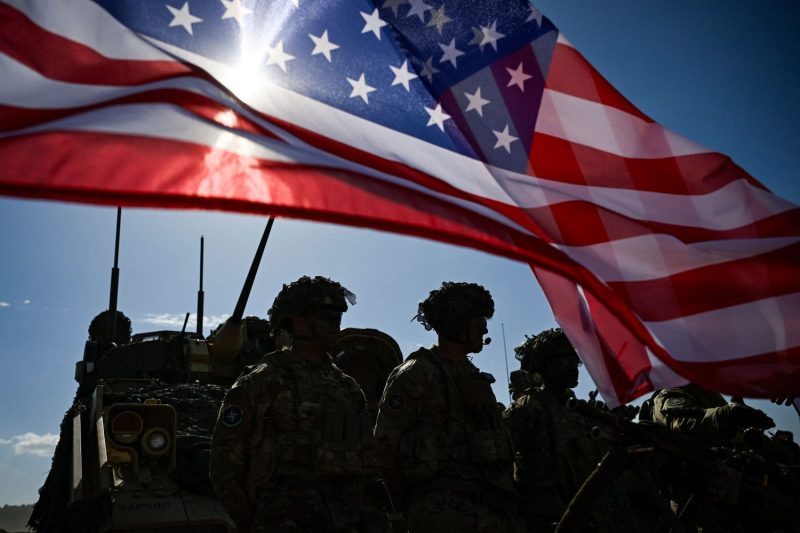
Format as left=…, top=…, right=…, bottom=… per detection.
left=374, top=282, right=523, bottom=533
left=649, top=383, right=777, bottom=531
left=650, top=383, right=775, bottom=442
left=503, top=329, right=639, bottom=532
left=210, top=276, right=388, bottom=532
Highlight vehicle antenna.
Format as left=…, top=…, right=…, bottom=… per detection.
left=196, top=236, right=204, bottom=336
left=107, top=207, right=122, bottom=341
left=502, top=322, right=511, bottom=404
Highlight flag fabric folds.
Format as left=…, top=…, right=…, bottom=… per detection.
left=1, top=0, right=798, bottom=404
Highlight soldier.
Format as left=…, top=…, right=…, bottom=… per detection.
left=649, top=383, right=779, bottom=531
left=650, top=383, right=775, bottom=442
left=374, top=282, right=523, bottom=533
left=209, top=276, right=387, bottom=532
left=503, top=329, right=639, bottom=532
left=88, top=309, right=132, bottom=349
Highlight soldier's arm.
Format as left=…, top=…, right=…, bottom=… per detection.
left=503, top=397, right=566, bottom=518
left=209, top=378, right=259, bottom=530
left=652, top=389, right=751, bottom=437
left=342, top=373, right=380, bottom=472
left=503, top=396, right=540, bottom=491
left=373, top=364, right=425, bottom=514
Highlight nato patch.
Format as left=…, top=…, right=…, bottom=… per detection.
left=221, top=404, right=243, bottom=427
left=387, top=394, right=405, bottom=411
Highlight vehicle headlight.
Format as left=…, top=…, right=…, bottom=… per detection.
left=141, top=427, right=171, bottom=456
left=111, top=411, right=143, bottom=445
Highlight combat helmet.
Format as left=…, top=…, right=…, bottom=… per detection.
left=415, top=281, right=494, bottom=338
left=514, top=328, right=577, bottom=373
left=267, top=275, right=356, bottom=336
left=88, top=309, right=132, bottom=347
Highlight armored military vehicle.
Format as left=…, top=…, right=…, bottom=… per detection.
left=30, top=215, right=404, bottom=532
left=30, top=214, right=256, bottom=532
left=30, top=310, right=286, bottom=532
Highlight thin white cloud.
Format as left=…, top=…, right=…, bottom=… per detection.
left=23, top=299, right=31, bottom=305
left=139, top=313, right=187, bottom=328
left=0, top=302, right=10, bottom=308
left=137, top=313, right=231, bottom=330
left=0, top=433, right=58, bottom=457
left=206, top=314, right=231, bottom=328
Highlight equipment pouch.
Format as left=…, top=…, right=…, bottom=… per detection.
left=400, top=427, right=440, bottom=481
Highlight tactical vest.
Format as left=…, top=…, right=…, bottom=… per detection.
left=406, top=349, right=514, bottom=477
left=526, top=391, right=604, bottom=497
left=251, top=350, right=375, bottom=486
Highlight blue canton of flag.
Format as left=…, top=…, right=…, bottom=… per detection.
left=95, top=0, right=556, bottom=175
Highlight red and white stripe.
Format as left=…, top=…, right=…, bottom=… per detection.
left=1, top=0, right=798, bottom=404
left=532, top=35, right=799, bottom=404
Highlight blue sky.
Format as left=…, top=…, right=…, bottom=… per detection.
left=0, top=1, right=799, bottom=506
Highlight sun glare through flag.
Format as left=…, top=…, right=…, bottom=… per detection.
left=1, top=0, right=798, bottom=404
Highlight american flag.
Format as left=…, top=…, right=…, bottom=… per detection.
left=1, top=0, right=798, bottom=405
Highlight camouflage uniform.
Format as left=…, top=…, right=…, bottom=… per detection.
left=374, top=282, right=523, bottom=533
left=649, top=383, right=779, bottom=532
left=651, top=383, right=774, bottom=443
left=508, top=369, right=541, bottom=402
left=210, top=348, right=379, bottom=531
left=504, top=389, right=602, bottom=523
left=210, top=276, right=386, bottom=532
left=503, top=329, right=639, bottom=532
left=376, top=347, right=520, bottom=532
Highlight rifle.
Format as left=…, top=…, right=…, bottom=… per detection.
left=555, top=399, right=700, bottom=533
left=556, top=399, right=800, bottom=533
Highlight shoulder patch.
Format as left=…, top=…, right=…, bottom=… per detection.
left=663, top=397, right=688, bottom=410
left=387, top=393, right=405, bottom=411
left=221, top=403, right=244, bottom=427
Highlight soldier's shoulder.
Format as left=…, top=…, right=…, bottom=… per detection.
left=231, top=351, right=290, bottom=391
left=652, top=387, right=698, bottom=412
left=331, top=363, right=364, bottom=392
left=384, top=350, right=437, bottom=396
left=514, top=388, right=549, bottom=408
left=652, top=386, right=693, bottom=401
left=236, top=360, right=275, bottom=382
left=394, top=350, right=439, bottom=379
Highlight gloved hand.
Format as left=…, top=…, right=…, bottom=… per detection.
left=727, top=403, right=775, bottom=430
